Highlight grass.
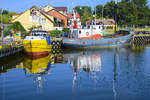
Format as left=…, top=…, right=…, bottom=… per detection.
left=134, top=28, right=150, bottom=32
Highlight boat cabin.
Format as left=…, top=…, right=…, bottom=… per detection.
left=71, top=25, right=103, bottom=39
left=30, top=30, right=48, bottom=37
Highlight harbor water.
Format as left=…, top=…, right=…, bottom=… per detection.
left=0, top=46, right=150, bottom=100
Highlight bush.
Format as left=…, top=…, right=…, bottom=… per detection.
left=8, top=21, right=25, bottom=32
left=3, top=28, right=11, bottom=37
left=62, top=28, right=70, bottom=33
left=106, top=26, right=113, bottom=29
left=21, top=32, right=30, bottom=39
left=49, top=30, right=62, bottom=37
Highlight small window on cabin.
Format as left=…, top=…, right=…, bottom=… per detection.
left=43, top=34, right=46, bottom=37
left=79, top=31, right=81, bottom=34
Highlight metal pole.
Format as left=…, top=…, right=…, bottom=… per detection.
left=114, top=0, right=117, bottom=33
left=102, top=5, right=104, bottom=20
left=1, top=8, right=3, bottom=40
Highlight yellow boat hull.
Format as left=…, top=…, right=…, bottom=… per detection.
left=23, top=40, right=52, bottom=56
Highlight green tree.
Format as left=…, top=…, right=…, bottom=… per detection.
left=0, top=9, right=17, bottom=23
left=8, top=21, right=25, bottom=32
left=103, top=1, right=115, bottom=19
left=74, top=6, right=92, bottom=24
left=2, top=10, right=8, bottom=15
left=94, top=5, right=103, bottom=19
left=0, top=14, right=12, bottom=23
left=118, top=1, right=138, bottom=26
left=132, top=0, right=147, bottom=8
left=131, top=0, right=150, bottom=26
left=74, top=6, right=92, bottom=17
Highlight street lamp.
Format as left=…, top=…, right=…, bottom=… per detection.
left=114, top=0, right=117, bottom=33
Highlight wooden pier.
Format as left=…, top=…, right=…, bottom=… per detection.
left=0, top=40, right=24, bottom=60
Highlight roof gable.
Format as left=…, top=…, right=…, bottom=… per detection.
left=48, top=9, right=67, bottom=17
left=12, top=6, right=54, bottom=24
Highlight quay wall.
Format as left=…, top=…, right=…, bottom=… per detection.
left=0, top=41, right=24, bottom=60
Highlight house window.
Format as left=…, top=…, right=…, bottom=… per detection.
left=42, top=18, right=46, bottom=24
left=61, top=19, right=64, bottom=26
left=61, top=19, right=64, bottom=24
left=29, top=16, right=32, bottom=22
left=32, top=16, right=39, bottom=23
left=54, top=17, right=58, bottom=24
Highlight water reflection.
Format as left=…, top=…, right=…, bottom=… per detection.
left=23, top=54, right=54, bottom=88
left=0, top=53, right=24, bottom=74
left=1, top=46, right=150, bottom=100
left=63, top=47, right=150, bottom=100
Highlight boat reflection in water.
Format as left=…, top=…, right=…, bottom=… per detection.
left=64, top=50, right=102, bottom=93
left=69, top=53, right=101, bottom=72
left=23, top=54, right=54, bottom=88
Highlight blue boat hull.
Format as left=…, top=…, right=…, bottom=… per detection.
left=62, top=35, right=132, bottom=48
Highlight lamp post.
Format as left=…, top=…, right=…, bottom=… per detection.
left=114, top=0, right=117, bottom=33
left=1, top=8, right=3, bottom=40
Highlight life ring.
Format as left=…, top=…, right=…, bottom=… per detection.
left=86, top=32, right=89, bottom=36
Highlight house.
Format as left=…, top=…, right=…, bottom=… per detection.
left=43, top=4, right=67, bottom=16
left=47, top=9, right=68, bottom=30
left=12, top=6, right=54, bottom=31
left=96, top=19, right=115, bottom=28
left=54, top=7, right=67, bottom=16
left=67, top=12, right=81, bottom=28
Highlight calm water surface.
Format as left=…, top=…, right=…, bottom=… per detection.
left=0, top=46, right=150, bottom=100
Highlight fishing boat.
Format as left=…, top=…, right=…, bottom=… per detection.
left=62, top=11, right=132, bottom=49
left=23, top=30, right=51, bottom=57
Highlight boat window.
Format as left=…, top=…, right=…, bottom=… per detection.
left=43, top=34, right=46, bottom=37
left=79, top=30, right=81, bottom=34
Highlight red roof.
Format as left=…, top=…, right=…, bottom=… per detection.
left=54, top=7, right=67, bottom=12
left=67, top=12, right=80, bottom=19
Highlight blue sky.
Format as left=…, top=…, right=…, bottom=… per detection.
left=0, top=0, right=150, bottom=13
